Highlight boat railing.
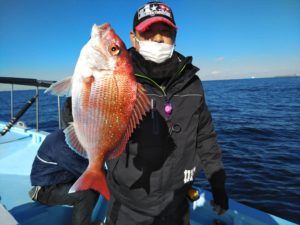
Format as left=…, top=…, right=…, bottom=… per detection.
left=0, top=77, right=61, bottom=135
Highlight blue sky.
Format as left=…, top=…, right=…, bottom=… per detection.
left=1, top=0, right=300, bottom=82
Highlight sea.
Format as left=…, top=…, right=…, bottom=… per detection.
left=0, top=76, right=299, bottom=224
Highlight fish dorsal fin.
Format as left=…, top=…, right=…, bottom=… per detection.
left=45, top=76, right=72, bottom=96
left=64, top=123, right=88, bottom=158
left=108, top=83, right=150, bottom=159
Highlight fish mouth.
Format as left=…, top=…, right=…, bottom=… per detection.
left=97, top=23, right=112, bottom=39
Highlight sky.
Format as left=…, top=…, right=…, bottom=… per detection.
left=1, top=0, right=300, bottom=82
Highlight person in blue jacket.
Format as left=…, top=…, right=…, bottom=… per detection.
left=29, top=129, right=99, bottom=225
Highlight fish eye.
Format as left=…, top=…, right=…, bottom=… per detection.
left=109, top=44, right=120, bottom=56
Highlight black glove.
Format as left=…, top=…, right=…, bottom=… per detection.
left=209, top=169, right=229, bottom=215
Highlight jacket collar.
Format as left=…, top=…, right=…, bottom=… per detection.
left=129, top=48, right=199, bottom=96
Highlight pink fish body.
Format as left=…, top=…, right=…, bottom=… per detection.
left=46, top=23, right=150, bottom=200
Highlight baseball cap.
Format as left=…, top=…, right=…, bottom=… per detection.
left=133, top=1, right=177, bottom=32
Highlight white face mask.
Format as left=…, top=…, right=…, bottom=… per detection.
left=135, top=38, right=175, bottom=63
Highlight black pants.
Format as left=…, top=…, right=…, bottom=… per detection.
left=36, top=182, right=99, bottom=225
left=105, top=195, right=190, bottom=225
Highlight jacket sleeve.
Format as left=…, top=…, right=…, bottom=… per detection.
left=196, top=84, right=224, bottom=179
left=57, top=146, right=88, bottom=178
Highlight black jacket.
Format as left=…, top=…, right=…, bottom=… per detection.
left=107, top=49, right=224, bottom=216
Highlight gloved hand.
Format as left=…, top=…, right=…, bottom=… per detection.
left=209, top=169, right=229, bottom=215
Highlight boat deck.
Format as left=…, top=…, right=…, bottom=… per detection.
left=0, top=124, right=48, bottom=210
left=0, top=121, right=297, bottom=225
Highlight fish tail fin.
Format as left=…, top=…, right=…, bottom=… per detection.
left=69, top=169, right=110, bottom=200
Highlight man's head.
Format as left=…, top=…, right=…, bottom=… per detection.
left=133, top=1, right=176, bottom=33
left=130, top=1, right=177, bottom=63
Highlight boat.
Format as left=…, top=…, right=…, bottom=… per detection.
left=0, top=77, right=297, bottom=225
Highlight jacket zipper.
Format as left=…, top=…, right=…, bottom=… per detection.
left=151, top=98, right=159, bottom=135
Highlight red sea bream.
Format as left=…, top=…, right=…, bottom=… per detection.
left=45, top=23, right=150, bottom=200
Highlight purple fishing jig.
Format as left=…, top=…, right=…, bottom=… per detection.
left=164, top=102, right=172, bottom=117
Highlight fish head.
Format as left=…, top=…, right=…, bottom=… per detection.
left=88, top=23, right=133, bottom=75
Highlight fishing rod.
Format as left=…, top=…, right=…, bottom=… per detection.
left=0, top=95, right=38, bottom=136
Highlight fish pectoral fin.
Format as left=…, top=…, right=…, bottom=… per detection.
left=81, top=75, right=95, bottom=110
left=108, top=83, right=150, bottom=160
left=83, top=75, right=95, bottom=85
left=44, top=76, right=72, bottom=96
left=64, top=123, right=88, bottom=158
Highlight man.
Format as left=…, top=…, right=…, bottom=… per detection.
left=29, top=129, right=99, bottom=225
left=105, top=1, right=229, bottom=225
